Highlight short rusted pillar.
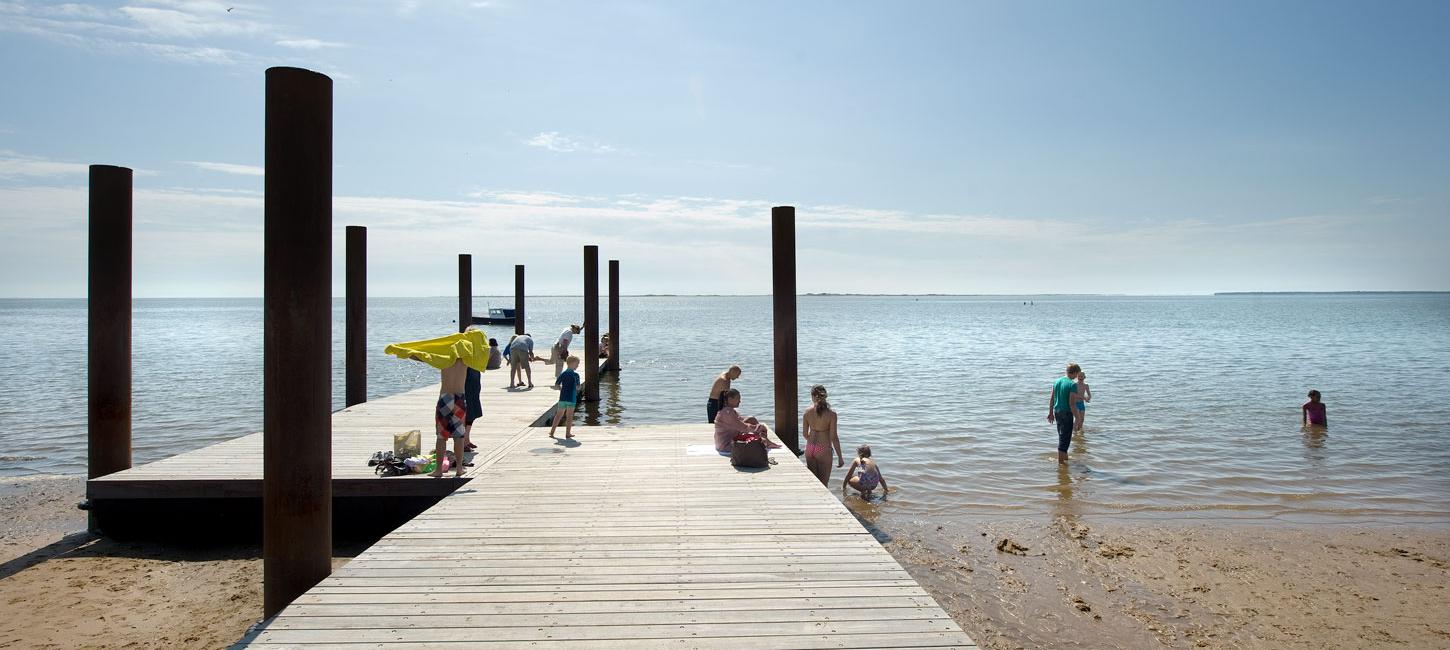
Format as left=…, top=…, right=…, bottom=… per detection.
left=514, top=264, right=525, bottom=335
left=88, top=164, right=132, bottom=481
left=345, top=226, right=366, bottom=407
left=458, top=254, right=471, bottom=333
left=583, top=245, right=599, bottom=402
left=607, top=259, right=620, bottom=372
left=772, top=206, right=800, bottom=454
left=263, top=66, right=333, bottom=619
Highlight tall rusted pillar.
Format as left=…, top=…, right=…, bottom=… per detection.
left=345, top=226, right=366, bottom=407
left=263, top=66, right=333, bottom=619
left=88, top=164, right=132, bottom=481
left=607, top=259, right=620, bottom=372
left=772, top=206, right=800, bottom=454
left=583, top=245, right=599, bottom=401
left=514, top=264, right=525, bottom=335
left=458, top=254, right=471, bottom=333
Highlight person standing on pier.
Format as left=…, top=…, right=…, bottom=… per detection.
left=506, top=333, right=535, bottom=388
left=803, top=384, right=843, bottom=486
left=432, top=358, right=469, bottom=478
left=707, top=365, right=742, bottom=423
left=549, top=355, right=582, bottom=439
left=1047, top=362, right=1082, bottom=465
left=552, top=324, right=582, bottom=378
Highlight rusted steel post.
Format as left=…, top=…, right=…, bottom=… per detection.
left=772, top=206, right=800, bottom=454
left=607, top=259, right=620, bottom=372
left=263, top=66, right=333, bottom=619
left=88, top=164, right=132, bottom=480
left=583, top=245, right=599, bottom=402
left=345, top=226, right=366, bottom=407
left=514, top=264, right=525, bottom=335
left=458, top=254, right=472, bottom=333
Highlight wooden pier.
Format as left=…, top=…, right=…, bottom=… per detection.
left=88, top=357, right=564, bottom=501
left=235, top=422, right=977, bottom=648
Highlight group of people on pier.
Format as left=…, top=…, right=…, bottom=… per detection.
left=707, top=365, right=888, bottom=498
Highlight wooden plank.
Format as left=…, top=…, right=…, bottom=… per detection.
left=236, top=424, right=974, bottom=648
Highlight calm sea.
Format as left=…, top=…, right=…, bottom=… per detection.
left=2, top=295, right=1448, bottom=526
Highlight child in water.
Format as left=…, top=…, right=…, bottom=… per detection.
left=1302, top=389, right=1327, bottom=427
left=843, top=444, right=889, bottom=499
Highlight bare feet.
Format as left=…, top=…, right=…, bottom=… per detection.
left=429, top=471, right=443, bottom=478
left=565, top=433, right=575, bottom=439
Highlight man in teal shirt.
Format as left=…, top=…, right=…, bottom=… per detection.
left=1047, top=363, right=1081, bottom=465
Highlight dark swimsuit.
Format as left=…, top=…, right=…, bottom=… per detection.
left=706, top=389, right=727, bottom=423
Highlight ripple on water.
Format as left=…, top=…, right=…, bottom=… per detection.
left=2, top=295, right=1449, bottom=526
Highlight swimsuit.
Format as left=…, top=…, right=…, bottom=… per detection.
left=435, top=393, right=467, bottom=440
left=706, top=389, right=728, bottom=424
left=856, top=463, right=880, bottom=491
left=805, top=442, right=826, bottom=457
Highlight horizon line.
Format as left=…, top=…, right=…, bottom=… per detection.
left=3, top=291, right=1448, bottom=300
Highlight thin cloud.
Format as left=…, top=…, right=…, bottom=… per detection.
left=0, top=0, right=337, bottom=68
left=276, top=38, right=346, bottom=50
left=0, top=151, right=90, bottom=179
left=524, top=131, right=618, bottom=154
left=182, top=161, right=264, bottom=176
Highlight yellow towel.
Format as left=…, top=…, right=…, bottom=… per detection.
left=384, top=330, right=490, bottom=372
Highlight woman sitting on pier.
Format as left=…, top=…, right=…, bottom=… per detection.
left=713, top=389, right=784, bottom=453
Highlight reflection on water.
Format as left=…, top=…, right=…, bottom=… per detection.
left=580, top=371, right=625, bottom=426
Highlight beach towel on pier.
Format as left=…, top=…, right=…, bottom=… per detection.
left=384, top=330, right=490, bottom=371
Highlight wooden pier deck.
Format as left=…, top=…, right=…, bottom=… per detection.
left=237, top=424, right=977, bottom=649
left=88, top=357, right=565, bottom=500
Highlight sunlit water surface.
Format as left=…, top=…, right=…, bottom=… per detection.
left=2, top=294, right=1447, bottom=526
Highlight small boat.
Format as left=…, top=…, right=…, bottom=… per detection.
left=470, top=307, right=517, bottom=325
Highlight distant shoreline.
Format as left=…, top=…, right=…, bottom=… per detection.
left=2, top=291, right=1447, bottom=300
left=1212, top=291, right=1450, bottom=296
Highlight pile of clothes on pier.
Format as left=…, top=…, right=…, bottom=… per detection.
left=367, top=449, right=459, bottom=477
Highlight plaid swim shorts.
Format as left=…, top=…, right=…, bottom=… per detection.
left=435, top=393, right=467, bottom=440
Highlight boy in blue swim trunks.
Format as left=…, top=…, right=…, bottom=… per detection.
left=1073, top=370, right=1091, bottom=433
left=1047, top=362, right=1081, bottom=465
left=548, top=355, right=581, bottom=439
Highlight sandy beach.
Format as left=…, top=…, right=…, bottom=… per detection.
left=0, top=476, right=360, bottom=650
left=885, top=517, right=1450, bottom=649
left=2, top=474, right=1447, bottom=649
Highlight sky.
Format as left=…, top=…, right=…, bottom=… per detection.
left=1, top=0, right=1447, bottom=297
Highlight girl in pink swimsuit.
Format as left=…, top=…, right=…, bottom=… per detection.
left=803, top=384, right=843, bottom=486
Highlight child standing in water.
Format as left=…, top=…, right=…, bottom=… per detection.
left=843, top=444, right=888, bottom=499
left=1073, top=370, right=1092, bottom=433
left=803, top=384, right=843, bottom=486
left=1302, top=389, right=1327, bottom=427
left=549, top=356, right=581, bottom=439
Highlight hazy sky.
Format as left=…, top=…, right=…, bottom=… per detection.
left=1, top=0, right=1447, bottom=297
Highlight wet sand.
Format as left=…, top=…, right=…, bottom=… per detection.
left=883, top=516, right=1450, bottom=649
left=3, top=475, right=1448, bottom=649
left=0, top=476, right=360, bottom=650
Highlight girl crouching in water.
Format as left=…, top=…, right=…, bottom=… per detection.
left=843, top=444, right=888, bottom=499
left=803, top=384, right=843, bottom=486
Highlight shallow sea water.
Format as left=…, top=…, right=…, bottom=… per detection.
left=2, top=294, right=1447, bottom=526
